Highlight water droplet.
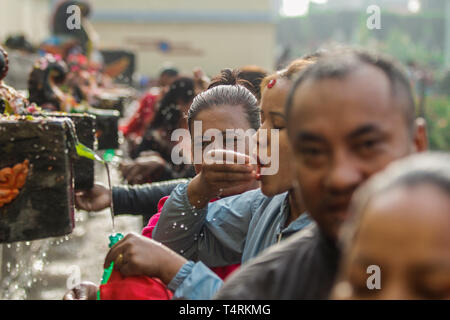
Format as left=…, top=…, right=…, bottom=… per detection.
left=180, top=224, right=185, bottom=229
left=181, top=212, right=185, bottom=216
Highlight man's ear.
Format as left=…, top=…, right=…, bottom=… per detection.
left=413, top=117, right=428, bottom=152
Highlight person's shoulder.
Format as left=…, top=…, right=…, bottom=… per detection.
left=258, top=222, right=319, bottom=263
left=214, top=223, right=318, bottom=299
left=214, top=223, right=319, bottom=299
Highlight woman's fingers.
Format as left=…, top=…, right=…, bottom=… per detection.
left=104, top=237, right=127, bottom=268
left=207, top=162, right=254, bottom=173
left=204, top=149, right=252, bottom=165
left=104, top=233, right=139, bottom=269
left=206, top=170, right=255, bottom=182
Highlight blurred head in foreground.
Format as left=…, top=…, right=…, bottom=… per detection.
left=332, top=152, right=450, bottom=299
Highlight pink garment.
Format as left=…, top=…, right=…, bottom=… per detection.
left=142, top=196, right=240, bottom=280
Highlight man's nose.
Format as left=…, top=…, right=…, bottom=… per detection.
left=325, top=151, right=364, bottom=193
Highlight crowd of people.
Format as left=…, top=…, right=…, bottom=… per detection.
left=64, top=47, right=449, bottom=300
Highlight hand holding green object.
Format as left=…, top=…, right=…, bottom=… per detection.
left=97, top=233, right=124, bottom=300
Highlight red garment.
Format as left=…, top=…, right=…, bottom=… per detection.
left=99, top=195, right=240, bottom=300
left=142, top=196, right=240, bottom=280
left=99, top=269, right=173, bottom=300
left=120, top=92, right=159, bottom=138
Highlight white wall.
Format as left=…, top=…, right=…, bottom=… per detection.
left=0, top=0, right=52, bottom=44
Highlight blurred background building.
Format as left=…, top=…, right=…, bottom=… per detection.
left=0, top=0, right=448, bottom=150
left=0, top=0, right=277, bottom=77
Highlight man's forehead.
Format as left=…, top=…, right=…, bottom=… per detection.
left=287, top=66, right=410, bottom=141
left=291, top=66, right=396, bottom=119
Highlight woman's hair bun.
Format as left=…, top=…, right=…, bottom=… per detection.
left=208, top=68, right=254, bottom=94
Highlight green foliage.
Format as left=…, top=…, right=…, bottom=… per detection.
left=277, top=10, right=449, bottom=151
left=424, top=96, right=450, bottom=151
left=359, top=26, right=445, bottom=67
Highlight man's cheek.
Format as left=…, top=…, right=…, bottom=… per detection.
left=296, top=169, right=322, bottom=207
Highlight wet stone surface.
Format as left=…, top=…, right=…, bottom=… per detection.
left=0, top=162, right=142, bottom=300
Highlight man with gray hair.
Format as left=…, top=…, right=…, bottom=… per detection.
left=215, top=48, right=428, bottom=299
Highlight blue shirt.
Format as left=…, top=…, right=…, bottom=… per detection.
left=153, top=183, right=311, bottom=299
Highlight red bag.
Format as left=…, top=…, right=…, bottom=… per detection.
left=99, top=270, right=173, bottom=300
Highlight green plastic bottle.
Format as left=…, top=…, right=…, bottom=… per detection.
left=103, top=149, right=116, bottom=163
left=97, top=233, right=124, bottom=300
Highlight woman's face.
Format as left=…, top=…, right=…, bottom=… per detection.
left=256, top=78, right=294, bottom=196
left=333, top=183, right=450, bottom=300
left=191, top=104, right=256, bottom=174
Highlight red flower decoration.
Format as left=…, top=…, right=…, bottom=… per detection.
left=267, top=79, right=276, bottom=88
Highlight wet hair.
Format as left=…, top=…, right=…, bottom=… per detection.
left=149, top=77, right=195, bottom=133
left=208, top=69, right=254, bottom=92
left=339, top=152, right=450, bottom=251
left=188, top=69, right=260, bottom=133
left=285, top=49, right=416, bottom=135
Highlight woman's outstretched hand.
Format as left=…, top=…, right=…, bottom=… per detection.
left=104, top=233, right=187, bottom=285
left=187, top=149, right=258, bottom=209
left=75, top=183, right=111, bottom=212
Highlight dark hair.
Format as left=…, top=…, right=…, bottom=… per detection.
left=160, top=67, right=179, bottom=79
left=188, top=70, right=260, bottom=132
left=237, top=66, right=268, bottom=101
left=149, top=77, right=195, bottom=133
left=285, top=48, right=416, bottom=135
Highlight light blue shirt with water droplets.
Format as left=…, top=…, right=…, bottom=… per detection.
left=153, top=182, right=311, bottom=300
